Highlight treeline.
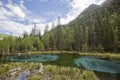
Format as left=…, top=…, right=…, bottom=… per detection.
left=0, top=33, right=44, bottom=55
left=42, top=0, right=120, bottom=53
left=43, top=0, right=120, bottom=53
left=0, top=0, right=120, bottom=55
left=43, top=12, right=120, bottom=53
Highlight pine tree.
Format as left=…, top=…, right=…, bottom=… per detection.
left=56, top=17, right=64, bottom=50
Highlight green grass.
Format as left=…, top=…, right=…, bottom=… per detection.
left=0, top=62, right=23, bottom=79
left=0, top=51, right=120, bottom=80
left=30, top=64, right=98, bottom=80
left=0, top=62, right=98, bottom=80
left=80, top=53, right=120, bottom=61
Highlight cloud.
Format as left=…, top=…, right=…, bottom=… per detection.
left=0, top=20, right=33, bottom=36
left=44, top=0, right=106, bottom=30
left=0, top=7, right=12, bottom=19
left=0, top=0, right=45, bottom=36
left=6, top=3, right=26, bottom=19
left=95, top=0, right=105, bottom=5
left=0, top=1, right=27, bottom=36
left=35, top=23, right=46, bottom=34
left=29, top=18, right=45, bottom=24
left=60, top=0, right=106, bottom=24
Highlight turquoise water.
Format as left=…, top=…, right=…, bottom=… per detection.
left=1, top=54, right=120, bottom=74
left=74, top=56, right=120, bottom=74
left=8, top=54, right=59, bottom=62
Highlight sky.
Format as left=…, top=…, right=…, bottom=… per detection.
left=0, top=0, right=105, bottom=36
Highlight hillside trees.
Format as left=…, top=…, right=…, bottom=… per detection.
left=0, top=40, right=6, bottom=55
left=109, top=13, right=120, bottom=52
left=50, top=22, right=57, bottom=50
left=64, top=27, right=74, bottom=50
left=0, top=0, right=120, bottom=54
left=42, top=25, right=50, bottom=49
left=73, top=24, right=81, bottom=51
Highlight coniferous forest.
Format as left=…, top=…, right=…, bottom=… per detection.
left=0, top=0, right=120, bottom=55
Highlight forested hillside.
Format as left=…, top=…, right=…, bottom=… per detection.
left=0, top=0, right=120, bottom=55
left=43, top=0, right=120, bottom=53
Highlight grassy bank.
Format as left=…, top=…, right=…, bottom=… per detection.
left=0, top=62, right=98, bottom=80
left=0, top=51, right=120, bottom=80
left=30, top=64, right=98, bottom=80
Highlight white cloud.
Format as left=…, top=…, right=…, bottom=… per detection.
left=0, top=20, right=33, bottom=36
left=30, top=18, right=45, bottom=24
left=0, top=7, right=14, bottom=19
left=96, top=0, right=105, bottom=5
left=60, top=0, right=106, bottom=24
left=0, top=0, right=45, bottom=36
left=6, top=3, right=26, bottom=19
left=35, top=23, right=46, bottom=34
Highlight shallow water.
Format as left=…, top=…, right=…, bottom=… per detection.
left=74, top=56, right=120, bottom=74
left=0, top=53, right=120, bottom=80
left=7, top=54, right=59, bottom=62
left=16, top=71, right=29, bottom=80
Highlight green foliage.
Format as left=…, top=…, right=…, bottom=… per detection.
left=30, top=64, right=98, bottom=80
left=33, top=36, right=44, bottom=50
left=96, top=43, right=104, bottom=53
left=64, top=27, right=74, bottom=50
left=81, top=44, right=88, bottom=52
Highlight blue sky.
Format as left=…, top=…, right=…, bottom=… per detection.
left=0, top=0, right=105, bottom=36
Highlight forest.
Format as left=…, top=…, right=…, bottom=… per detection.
left=0, top=0, right=120, bottom=55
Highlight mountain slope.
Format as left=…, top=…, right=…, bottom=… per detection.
left=69, top=0, right=120, bottom=26
left=43, top=0, right=120, bottom=52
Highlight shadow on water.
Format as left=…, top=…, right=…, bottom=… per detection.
left=45, top=53, right=80, bottom=67
left=0, top=53, right=120, bottom=80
